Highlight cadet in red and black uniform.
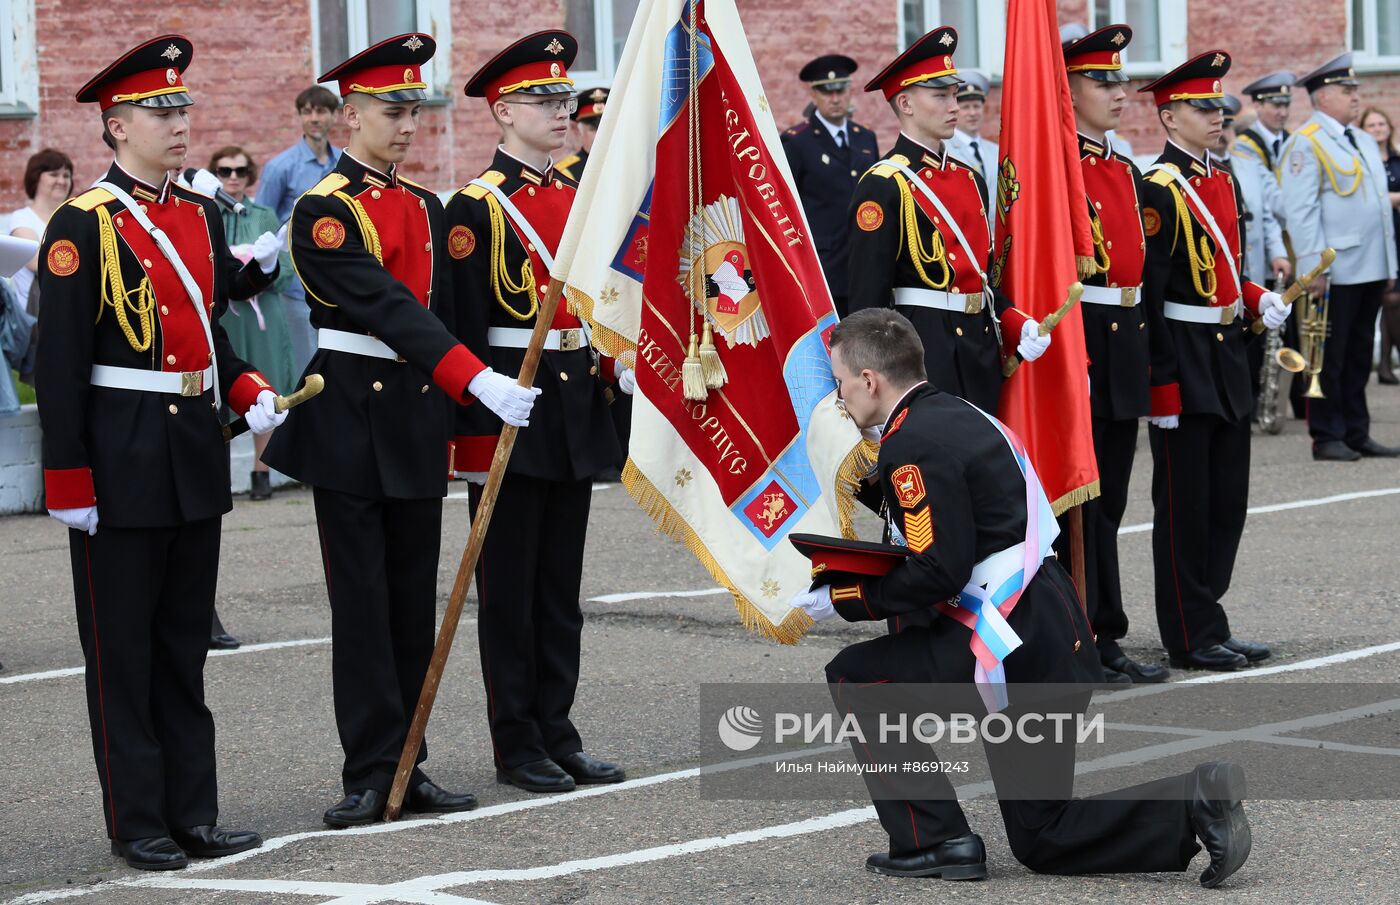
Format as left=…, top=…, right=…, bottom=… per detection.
left=36, top=36, right=285, bottom=870
left=263, top=34, right=538, bottom=828
left=790, top=310, right=1251, bottom=888
left=554, top=86, right=606, bottom=182
left=1059, top=25, right=1169, bottom=685
left=448, top=31, right=629, bottom=795
left=847, top=26, right=1050, bottom=416
left=781, top=55, right=880, bottom=318
left=1138, top=53, right=1291, bottom=672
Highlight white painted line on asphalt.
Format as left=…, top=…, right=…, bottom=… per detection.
left=1118, top=486, right=1400, bottom=535
left=0, top=637, right=333, bottom=687
left=588, top=587, right=728, bottom=604
left=144, top=877, right=503, bottom=905
left=445, top=483, right=614, bottom=500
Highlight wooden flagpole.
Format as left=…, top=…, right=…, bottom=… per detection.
left=383, top=277, right=565, bottom=821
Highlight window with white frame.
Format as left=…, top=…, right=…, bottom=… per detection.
left=311, top=0, right=452, bottom=97
left=900, top=0, right=1005, bottom=76
left=1088, top=0, right=1187, bottom=77
left=1351, top=0, right=1400, bottom=70
left=0, top=0, right=37, bottom=114
left=566, top=0, right=643, bottom=85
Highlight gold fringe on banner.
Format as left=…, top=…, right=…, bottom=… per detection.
left=834, top=438, right=880, bottom=540
left=621, top=460, right=813, bottom=645
left=563, top=284, right=639, bottom=366
left=1049, top=478, right=1100, bottom=517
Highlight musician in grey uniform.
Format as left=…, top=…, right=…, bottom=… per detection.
left=946, top=71, right=998, bottom=206
left=1277, top=53, right=1399, bottom=461
left=1222, top=99, right=1288, bottom=286
left=1234, top=72, right=1295, bottom=171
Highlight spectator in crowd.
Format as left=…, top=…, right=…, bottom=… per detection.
left=1360, top=106, right=1400, bottom=384
left=8, top=149, right=73, bottom=315
left=254, top=86, right=342, bottom=373
left=210, top=146, right=297, bottom=501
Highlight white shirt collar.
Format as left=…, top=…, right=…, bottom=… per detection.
left=1252, top=122, right=1281, bottom=145
left=1168, top=138, right=1213, bottom=176
left=815, top=110, right=847, bottom=143
left=497, top=144, right=554, bottom=176
left=1314, top=110, right=1348, bottom=139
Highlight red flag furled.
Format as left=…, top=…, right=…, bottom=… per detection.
left=992, top=0, right=1099, bottom=513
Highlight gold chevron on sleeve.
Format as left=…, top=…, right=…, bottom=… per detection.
left=831, top=584, right=865, bottom=602
left=903, top=505, right=934, bottom=553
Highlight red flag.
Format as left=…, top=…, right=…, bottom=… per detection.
left=992, top=0, right=1099, bottom=514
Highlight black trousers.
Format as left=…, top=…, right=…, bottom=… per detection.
left=1055, top=416, right=1138, bottom=661
left=470, top=474, right=591, bottom=769
left=313, top=487, right=439, bottom=795
left=1308, top=280, right=1386, bottom=446
left=1148, top=414, right=1250, bottom=656
left=826, top=629, right=1199, bottom=873
left=69, top=518, right=222, bottom=841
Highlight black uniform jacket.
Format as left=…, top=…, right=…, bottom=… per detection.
left=36, top=164, right=275, bottom=528
left=446, top=147, right=620, bottom=482
left=1078, top=133, right=1151, bottom=420
left=263, top=153, right=487, bottom=500
left=1140, top=143, right=1268, bottom=423
left=830, top=384, right=1101, bottom=686
left=781, top=113, right=880, bottom=298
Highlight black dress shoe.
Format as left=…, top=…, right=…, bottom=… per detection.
left=1313, top=440, right=1361, bottom=462
left=1222, top=637, right=1271, bottom=663
left=555, top=751, right=626, bottom=784
left=1100, top=665, right=1132, bottom=685
left=170, top=825, right=262, bottom=858
left=1188, top=762, right=1251, bottom=887
left=405, top=779, right=478, bottom=814
left=110, top=836, right=188, bottom=871
left=324, top=788, right=386, bottom=828
left=1169, top=644, right=1248, bottom=671
left=209, top=633, right=241, bottom=650
left=1104, top=654, right=1171, bottom=684
left=865, top=833, right=988, bottom=880
left=496, top=758, right=576, bottom=793
left=1350, top=437, right=1400, bottom=457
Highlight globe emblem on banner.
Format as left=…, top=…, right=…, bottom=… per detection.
left=677, top=195, right=772, bottom=347
left=717, top=705, right=764, bottom=751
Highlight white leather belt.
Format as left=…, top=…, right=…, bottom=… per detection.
left=90, top=364, right=214, bottom=397
left=1164, top=300, right=1240, bottom=326
left=893, top=286, right=985, bottom=315
left=319, top=328, right=402, bottom=361
left=487, top=326, right=584, bottom=352
left=1080, top=284, right=1141, bottom=307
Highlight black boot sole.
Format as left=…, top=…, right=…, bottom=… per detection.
left=110, top=842, right=188, bottom=871
left=179, top=837, right=262, bottom=858
left=1169, top=657, right=1246, bottom=671
left=495, top=770, right=575, bottom=793
left=1197, top=763, right=1251, bottom=887
left=866, top=860, right=987, bottom=880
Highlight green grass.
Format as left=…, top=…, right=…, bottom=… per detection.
left=11, top=370, right=34, bottom=405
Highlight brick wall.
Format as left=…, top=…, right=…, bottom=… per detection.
left=0, top=1, right=1397, bottom=207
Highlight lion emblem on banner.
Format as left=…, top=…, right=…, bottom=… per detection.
left=676, top=195, right=771, bottom=347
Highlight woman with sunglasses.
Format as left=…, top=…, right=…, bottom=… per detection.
left=208, top=146, right=297, bottom=501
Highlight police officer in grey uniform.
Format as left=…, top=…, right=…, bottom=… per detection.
left=947, top=70, right=998, bottom=206
left=1277, top=53, right=1400, bottom=460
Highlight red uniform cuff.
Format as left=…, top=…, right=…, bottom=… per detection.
left=229, top=371, right=274, bottom=415
left=434, top=344, right=488, bottom=403
left=1242, top=281, right=1267, bottom=319
left=45, top=467, right=95, bottom=509
left=999, top=307, right=1032, bottom=360
left=453, top=434, right=498, bottom=473
left=1150, top=382, right=1182, bottom=417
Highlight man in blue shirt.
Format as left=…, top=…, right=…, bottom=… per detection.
left=255, top=86, right=342, bottom=372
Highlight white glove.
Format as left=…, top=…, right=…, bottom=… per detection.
left=1259, top=291, right=1292, bottom=331
left=468, top=367, right=541, bottom=427
left=250, top=231, right=282, bottom=274
left=1017, top=319, right=1052, bottom=362
left=617, top=366, right=637, bottom=396
left=49, top=506, right=99, bottom=535
left=189, top=168, right=224, bottom=197
left=790, top=588, right=836, bottom=622
left=461, top=472, right=488, bottom=485
left=244, top=390, right=287, bottom=435
left=1148, top=415, right=1180, bottom=430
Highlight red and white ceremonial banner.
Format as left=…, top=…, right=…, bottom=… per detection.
left=993, top=0, right=1099, bottom=514
left=552, top=0, right=869, bottom=642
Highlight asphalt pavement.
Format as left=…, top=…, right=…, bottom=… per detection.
left=1, top=384, right=1397, bottom=904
